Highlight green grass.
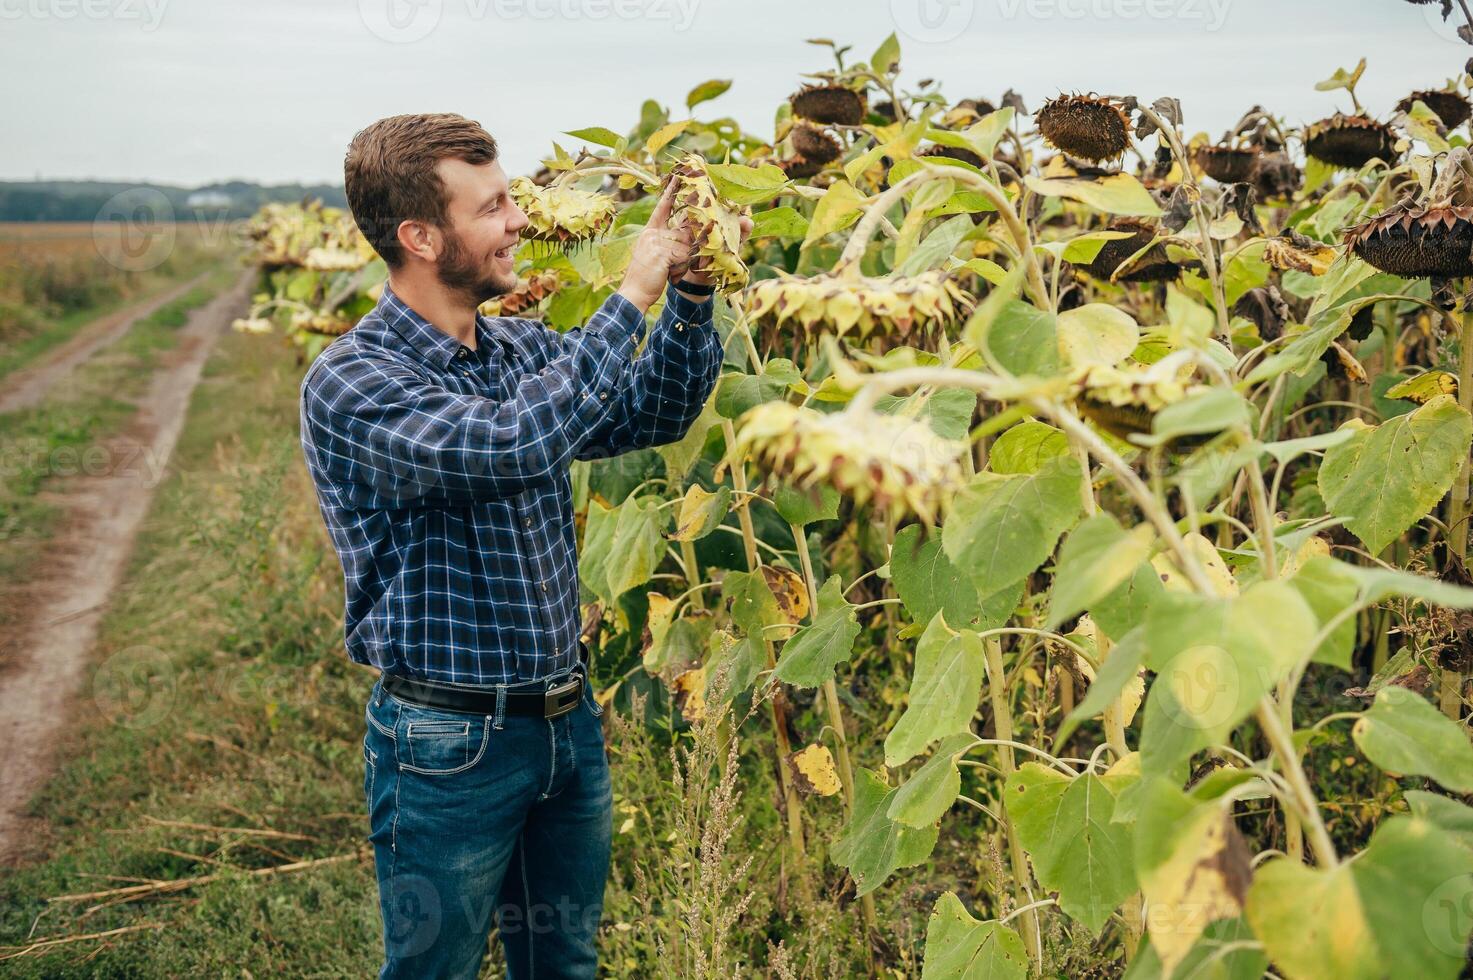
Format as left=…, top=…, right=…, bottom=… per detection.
left=0, top=264, right=241, bottom=654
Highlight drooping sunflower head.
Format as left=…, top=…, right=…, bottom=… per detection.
left=290, top=310, right=356, bottom=337
left=1083, top=217, right=1185, bottom=284
left=509, top=175, right=617, bottom=244
left=735, top=400, right=967, bottom=523
left=1343, top=199, right=1473, bottom=278
left=1397, top=89, right=1473, bottom=130
left=791, top=123, right=843, bottom=164
left=1193, top=143, right=1261, bottom=184
left=1304, top=114, right=1400, bottom=170
left=665, top=155, right=753, bottom=294
left=479, top=269, right=564, bottom=318
left=1036, top=94, right=1132, bottom=163
left=790, top=84, right=867, bottom=126
left=1068, top=355, right=1210, bottom=444
left=742, top=264, right=973, bottom=347
left=1343, top=145, right=1473, bottom=279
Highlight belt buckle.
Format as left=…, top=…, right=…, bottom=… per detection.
left=543, top=675, right=581, bottom=719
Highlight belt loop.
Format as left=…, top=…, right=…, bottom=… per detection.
left=492, top=685, right=506, bottom=730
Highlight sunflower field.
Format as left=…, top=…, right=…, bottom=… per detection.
left=236, top=19, right=1473, bottom=979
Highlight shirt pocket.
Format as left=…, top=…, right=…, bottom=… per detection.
left=401, top=713, right=490, bottom=775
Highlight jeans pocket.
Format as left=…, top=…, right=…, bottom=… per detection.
left=400, top=711, right=490, bottom=775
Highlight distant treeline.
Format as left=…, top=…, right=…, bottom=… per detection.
left=0, top=180, right=349, bottom=222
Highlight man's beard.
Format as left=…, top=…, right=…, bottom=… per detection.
left=437, top=228, right=516, bottom=305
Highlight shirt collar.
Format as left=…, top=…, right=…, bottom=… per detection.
left=376, top=281, right=514, bottom=370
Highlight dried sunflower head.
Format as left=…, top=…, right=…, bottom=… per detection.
left=735, top=400, right=967, bottom=523
left=1344, top=198, right=1473, bottom=278
left=479, top=269, right=563, bottom=317
left=1193, top=144, right=1261, bottom=184
left=790, top=84, right=867, bottom=126
left=1252, top=150, right=1302, bottom=201
left=248, top=200, right=367, bottom=269
left=1083, top=217, right=1185, bottom=283
left=1304, top=114, right=1399, bottom=170
left=1036, top=94, right=1132, bottom=163
left=509, top=175, right=617, bottom=243
left=290, top=310, right=356, bottom=337
left=230, top=317, right=274, bottom=335
left=1398, top=89, right=1473, bottom=130
left=742, top=262, right=973, bottom=346
left=1344, top=145, right=1473, bottom=279
left=781, top=155, right=827, bottom=180
left=791, top=123, right=842, bottom=164
left=666, top=155, right=753, bottom=293
left=1068, top=354, right=1210, bottom=443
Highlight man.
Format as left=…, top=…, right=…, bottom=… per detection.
left=299, top=112, right=742, bottom=978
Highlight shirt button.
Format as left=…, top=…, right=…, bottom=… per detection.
left=599, top=390, right=608, bottom=400
left=457, top=347, right=469, bottom=359
left=541, top=581, right=549, bottom=593
left=523, top=517, right=532, bottom=528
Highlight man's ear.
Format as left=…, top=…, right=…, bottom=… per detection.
left=395, top=220, right=439, bottom=264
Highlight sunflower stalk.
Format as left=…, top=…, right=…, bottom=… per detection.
left=719, top=417, right=810, bottom=897
left=1134, top=101, right=1233, bottom=341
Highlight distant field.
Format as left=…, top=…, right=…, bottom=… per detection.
left=0, top=222, right=238, bottom=372
left=0, top=221, right=232, bottom=270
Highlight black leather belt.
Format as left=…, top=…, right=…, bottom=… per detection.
left=381, top=643, right=590, bottom=719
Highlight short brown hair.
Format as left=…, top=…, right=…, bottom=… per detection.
left=343, top=113, right=499, bottom=268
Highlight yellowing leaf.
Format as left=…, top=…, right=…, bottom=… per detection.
left=803, top=180, right=869, bottom=248
left=645, top=119, right=691, bottom=157
left=1057, top=304, right=1140, bottom=370
left=671, top=666, right=707, bottom=724
left=669, top=484, right=731, bottom=541
left=1023, top=172, right=1163, bottom=217
left=1151, top=531, right=1237, bottom=597
left=1387, top=371, right=1458, bottom=405
left=789, top=743, right=841, bottom=797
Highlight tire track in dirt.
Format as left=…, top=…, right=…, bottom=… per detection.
left=0, top=270, right=212, bottom=416
left=0, top=268, right=255, bottom=865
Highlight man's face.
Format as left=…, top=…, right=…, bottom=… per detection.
left=431, top=157, right=529, bottom=302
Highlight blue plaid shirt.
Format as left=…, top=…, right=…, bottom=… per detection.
left=299, top=280, right=723, bottom=685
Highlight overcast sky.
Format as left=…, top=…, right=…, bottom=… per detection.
left=1, top=0, right=1465, bottom=187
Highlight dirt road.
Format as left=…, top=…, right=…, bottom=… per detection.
left=0, top=268, right=255, bottom=865
left=0, top=271, right=212, bottom=415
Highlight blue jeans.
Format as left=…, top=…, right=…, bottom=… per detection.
left=361, top=664, right=612, bottom=979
